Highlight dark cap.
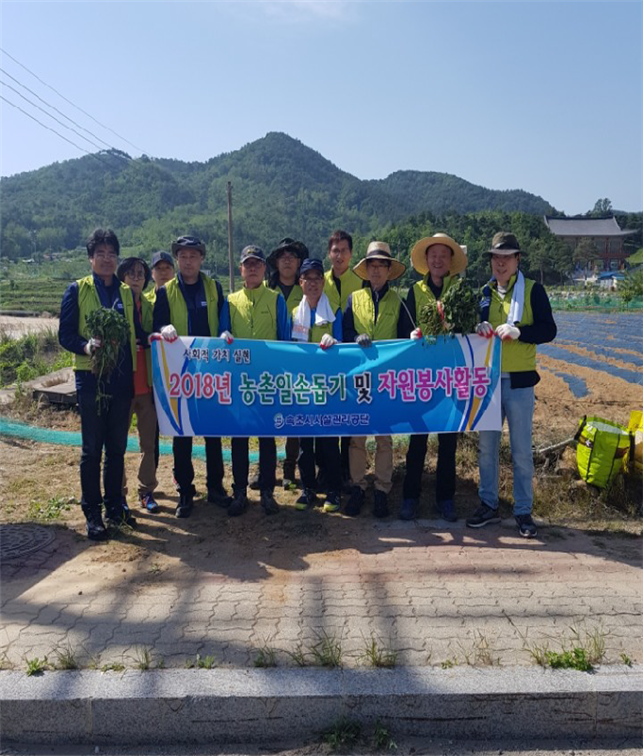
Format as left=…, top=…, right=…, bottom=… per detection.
left=299, top=258, right=324, bottom=277
left=116, top=256, right=151, bottom=287
left=268, top=237, right=309, bottom=266
left=171, top=235, right=206, bottom=257
left=489, top=232, right=521, bottom=255
left=150, top=251, right=174, bottom=269
left=240, top=245, right=266, bottom=264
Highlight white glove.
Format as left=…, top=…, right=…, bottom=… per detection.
left=356, top=334, right=372, bottom=348
left=410, top=328, right=423, bottom=340
left=475, top=321, right=494, bottom=338
left=220, top=330, right=234, bottom=345
left=495, top=324, right=520, bottom=341
left=320, top=333, right=338, bottom=350
left=83, top=337, right=101, bottom=355
left=160, top=325, right=178, bottom=342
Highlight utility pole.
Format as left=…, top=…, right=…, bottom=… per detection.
left=227, top=181, right=235, bottom=293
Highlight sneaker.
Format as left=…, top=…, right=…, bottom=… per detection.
left=85, top=511, right=108, bottom=541
left=373, top=490, right=389, bottom=519
left=228, top=489, right=249, bottom=517
left=175, top=494, right=193, bottom=519
left=345, top=487, right=364, bottom=517
left=466, top=503, right=501, bottom=528
left=295, top=488, right=318, bottom=511
left=399, top=498, right=418, bottom=521
left=437, top=499, right=457, bottom=523
left=323, top=491, right=341, bottom=513
left=140, top=493, right=159, bottom=513
left=207, top=485, right=231, bottom=508
left=516, top=514, right=538, bottom=538
left=261, top=490, right=280, bottom=515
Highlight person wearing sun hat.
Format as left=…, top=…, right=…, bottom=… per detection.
left=399, top=233, right=468, bottom=523
left=267, top=237, right=309, bottom=492
left=467, top=232, right=557, bottom=538
left=343, top=241, right=407, bottom=519
left=152, top=235, right=229, bottom=519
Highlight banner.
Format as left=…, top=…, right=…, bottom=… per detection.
left=152, top=335, right=502, bottom=437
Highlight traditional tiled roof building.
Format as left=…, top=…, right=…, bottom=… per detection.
left=544, top=216, right=638, bottom=271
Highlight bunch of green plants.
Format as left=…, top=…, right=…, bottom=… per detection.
left=418, top=278, right=479, bottom=337
left=85, top=307, right=130, bottom=409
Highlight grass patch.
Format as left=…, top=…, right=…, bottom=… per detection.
left=361, top=633, right=397, bottom=668
left=322, top=717, right=361, bottom=752
left=526, top=623, right=607, bottom=672
left=0, top=329, right=71, bottom=387
left=185, top=653, right=217, bottom=669
left=373, top=720, right=397, bottom=751
left=253, top=644, right=278, bottom=668
left=53, top=645, right=79, bottom=670
left=308, top=629, right=343, bottom=668
left=25, top=656, right=50, bottom=676
left=28, top=495, right=76, bottom=521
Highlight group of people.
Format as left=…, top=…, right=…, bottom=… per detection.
left=59, top=226, right=557, bottom=543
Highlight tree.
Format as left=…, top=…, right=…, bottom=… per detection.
left=573, top=238, right=599, bottom=278
left=589, top=198, right=612, bottom=217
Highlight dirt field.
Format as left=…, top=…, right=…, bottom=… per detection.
left=0, top=315, right=60, bottom=339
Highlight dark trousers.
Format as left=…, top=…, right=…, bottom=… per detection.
left=231, top=437, right=276, bottom=493
left=78, top=386, right=132, bottom=517
left=403, top=433, right=458, bottom=502
left=283, top=437, right=300, bottom=481
left=299, top=437, right=341, bottom=494
left=173, top=436, right=224, bottom=495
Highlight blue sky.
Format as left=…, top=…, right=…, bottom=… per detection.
left=1, top=1, right=641, bottom=215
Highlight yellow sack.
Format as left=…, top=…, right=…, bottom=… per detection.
left=575, top=416, right=633, bottom=489
left=626, top=410, right=643, bottom=477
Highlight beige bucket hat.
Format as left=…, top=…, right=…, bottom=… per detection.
left=353, top=241, right=407, bottom=281
left=410, top=233, right=467, bottom=276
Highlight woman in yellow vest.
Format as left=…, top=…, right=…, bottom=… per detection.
left=117, top=257, right=159, bottom=514
left=219, top=245, right=290, bottom=517
left=267, top=237, right=308, bottom=492
left=468, top=232, right=557, bottom=538
left=400, top=233, right=468, bottom=523
left=290, top=257, right=344, bottom=513
left=153, top=235, right=228, bottom=518
left=58, top=228, right=138, bottom=540
left=343, top=242, right=407, bottom=519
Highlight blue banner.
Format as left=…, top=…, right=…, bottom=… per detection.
left=152, top=335, right=502, bottom=437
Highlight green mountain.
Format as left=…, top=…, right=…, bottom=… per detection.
left=0, top=131, right=557, bottom=263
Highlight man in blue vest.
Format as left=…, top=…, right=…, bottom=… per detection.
left=153, top=235, right=228, bottom=518
left=59, top=228, right=139, bottom=541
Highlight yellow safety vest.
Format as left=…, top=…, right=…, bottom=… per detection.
left=324, top=268, right=363, bottom=313
left=291, top=303, right=335, bottom=342
left=227, top=284, right=280, bottom=340
left=351, top=288, right=400, bottom=341
left=487, top=275, right=536, bottom=373
left=164, top=274, right=220, bottom=337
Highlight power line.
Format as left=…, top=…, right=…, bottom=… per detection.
left=0, top=46, right=148, bottom=154
left=0, top=95, right=113, bottom=167
left=1, top=66, right=116, bottom=153
left=1, top=79, right=116, bottom=155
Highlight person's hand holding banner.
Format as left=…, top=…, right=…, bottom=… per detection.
left=476, top=321, right=494, bottom=338
left=319, top=333, right=337, bottom=350
left=356, top=334, right=372, bottom=348
left=160, top=325, right=178, bottom=342
left=220, top=331, right=234, bottom=345
left=495, top=324, right=520, bottom=341
left=410, top=328, right=423, bottom=340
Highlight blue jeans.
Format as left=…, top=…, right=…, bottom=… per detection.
left=478, top=378, right=534, bottom=516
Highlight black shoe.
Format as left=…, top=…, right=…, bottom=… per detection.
left=228, top=489, right=249, bottom=517
left=516, top=513, right=538, bottom=538
left=466, top=503, right=501, bottom=528
left=345, top=487, right=364, bottom=517
left=437, top=499, right=457, bottom=523
left=85, top=511, right=108, bottom=541
left=399, top=498, right=418, bottom=521
left=106, top=501, right=137, bottom=529
left=295, top=488, right=318, bottom=511
left=373, top=490, right=389, bottom=519
left=207, top=485, right=231, bottom=508
left=261, top=490, right=279, bottom=515
left=175, top=494, right=193, bottom=519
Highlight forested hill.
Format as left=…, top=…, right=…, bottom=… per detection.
left=0, top=131, right=556, bottom=261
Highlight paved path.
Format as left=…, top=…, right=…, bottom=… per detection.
left=1, top=509, right=641, bottom=671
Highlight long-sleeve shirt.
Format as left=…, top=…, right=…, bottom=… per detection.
left=342, top=283, right=407, bottom=343
left=152, top=274, right=224, bottom=336
left=58, top=273, right=135, bottom=394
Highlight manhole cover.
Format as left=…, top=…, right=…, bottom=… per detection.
left=0, top=524, right=56, bottom=561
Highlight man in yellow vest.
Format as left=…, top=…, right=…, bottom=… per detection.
left=343, top=242, right=407, bottom=518
left=468, top=232, right=557, bottom=538
left=400, top=233, right=468, bottom=522
left=153, top=235, right=228, bottom=518
left=219, top=245, right=290, bottom=517
left=58, top=228, right=138, bottom=540
left=290, top=257, right=343, bottom=512
left=324, top=230, right=365, bottom=488
left=145, top=250, right=175, bottom=307
left=267, top=238, right=308, bottom=491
